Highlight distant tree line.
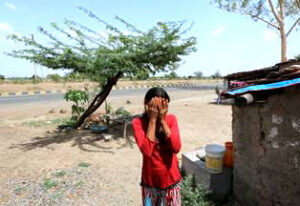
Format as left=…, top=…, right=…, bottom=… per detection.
left=0, top=70, right=223, bottom=84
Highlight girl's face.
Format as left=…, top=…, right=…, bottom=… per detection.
left=144, top=96, right=162, bottom=116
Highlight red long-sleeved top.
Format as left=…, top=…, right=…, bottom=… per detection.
left=132, top=114, right=182, bottom=189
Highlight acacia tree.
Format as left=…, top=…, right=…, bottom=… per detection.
left=211, top=0, right=300, bottom=62
left=7, top=7, right=196, bottom=128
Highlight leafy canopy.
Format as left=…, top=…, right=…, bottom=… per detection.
left=212, top=0, right=299, bottom=18
left=211, top=0, right=300, bottom=35
left=7, top=7, right=196, bottom=84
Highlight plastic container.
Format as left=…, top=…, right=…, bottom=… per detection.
left=90, top=125, right=108, bottom=133
left=223, top=141, right=233, bottom=168
left=205, top=144, right=225, bottom=173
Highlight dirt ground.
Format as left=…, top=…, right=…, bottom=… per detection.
left=0, top=90, right=232, bottom=205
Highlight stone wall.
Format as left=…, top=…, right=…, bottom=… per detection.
left=232, top=87, right=300, bottom=206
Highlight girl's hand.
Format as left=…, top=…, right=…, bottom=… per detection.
left=158, top=98, right=168, bottom=122
left=146, top=97, right=159, bottom=122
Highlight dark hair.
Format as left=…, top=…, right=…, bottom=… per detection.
left=144, top=87, right=170, bottom=104
left=143, top=87, right=170, bottom=143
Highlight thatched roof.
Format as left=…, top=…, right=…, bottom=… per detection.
left=225, top=59, right=300, bottom=81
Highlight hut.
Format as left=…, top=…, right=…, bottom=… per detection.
left=222, top=58, right=300, bottom=206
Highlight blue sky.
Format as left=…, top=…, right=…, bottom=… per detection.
left=0, top=0, right=299, bottom=78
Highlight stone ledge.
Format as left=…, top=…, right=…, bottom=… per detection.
left=182, top=148, right=233, bottom=201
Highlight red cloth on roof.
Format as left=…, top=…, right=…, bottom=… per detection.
left=132, top=114, right=182, bottom=189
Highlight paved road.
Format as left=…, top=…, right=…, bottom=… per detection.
left=0, top=85, right=218, bottom=105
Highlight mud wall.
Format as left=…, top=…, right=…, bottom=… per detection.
left=232, top=87, right=300, bottom=206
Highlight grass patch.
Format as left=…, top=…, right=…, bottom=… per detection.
left=75, top=181, right=84, bottom=187
left=42, top=179, right=58, bottom=190
left=53, top=170, right=67, bottom=177
left=49, top=190, right=64, bottom=205
left=14, top=186, right=26, bottom=195
left=22, top=118, right=71, bottom=128
left=78, top=162, right=91, bottom=168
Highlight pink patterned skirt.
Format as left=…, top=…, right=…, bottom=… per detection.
left=141, top=182, right=181, bottom=206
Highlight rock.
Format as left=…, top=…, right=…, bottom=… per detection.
left=49, top=108, right=55, bottom=113
left=103, top=134, right=112, bottom=142
left=59, top=109, right=67, bottom=114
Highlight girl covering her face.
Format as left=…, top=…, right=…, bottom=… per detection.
left=132, top=87, right=182, bottom=206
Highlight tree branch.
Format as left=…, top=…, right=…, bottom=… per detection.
left=251, top=15, right=280, bottom=30
left=267, top=0, right=282, bottom=24
left=286, top=17, right=300, bottom=37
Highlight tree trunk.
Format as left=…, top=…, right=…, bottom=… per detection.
left=280, top=33, right=287, bottom=62
left=279, top=0, right=287, bottom=62
left=73, top=72, right=122, bottom=129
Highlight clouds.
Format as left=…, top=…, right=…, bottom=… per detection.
left=211, top=26, right=224, bottom=37
left=5, top=3, right=16, bottom=10
left=0, top=22, right=13, bottom=32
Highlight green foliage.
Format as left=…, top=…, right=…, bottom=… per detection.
left=42, top=179, right=58, bottom=190
left=75, top=181, right=84, bottom=187
left=7, top=7, right=196, bottom=85
left=211, top=0, right=299, bottom=19
left=47, top=74, right=62, bottom=82
left=115, top=107, right=131, bottom=118
left=64, top=90, right=89, bottom=121
left=31, top=75, right=43, bottom=83
left=164, top=71, right=178, bottom=79
left=0, top=75, right=5, bottom=81
left=54, top=170, right=67, bottom=177
left=211, top=0, right=299, bottom=61
left=63, top=72, right=86, bottom=82
left=296, top=54, right=300, bottom=60
left=194, top=71, right=203, bottom=78
left=22, top=117, right=71, bottom=127
left=10, top=78, right=28, bottom=84
left=105, top=101, right=113, bottom=115
left=103, top=101, right=113, bottom=126
left=78, top=162, right=91, bottom=168
left=211, top=71, right=222, bottom=79
left=14, top=186, right=25, bottom=195
left=136, top=69, right=150, bottom=80
left=181, top=175, right=214, bottom=206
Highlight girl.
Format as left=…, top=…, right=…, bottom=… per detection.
left=132, top=87, right=182, bottom=206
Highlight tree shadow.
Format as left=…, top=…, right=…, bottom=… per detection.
left=9, top=122, right=136, bottom=153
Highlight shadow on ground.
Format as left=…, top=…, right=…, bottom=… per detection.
left=9, top=123, right=136, bottom=153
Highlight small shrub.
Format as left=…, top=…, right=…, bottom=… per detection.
left=0, top=75, right=5, bottom=81
left=64, top=90, right=89, bottom=121
left=181, top=175, right=214, bottom=206
left=115, top=107, right=130, bottom=118
left=105, top=101, right=113, bottom=115
left=31, top=75, right=43, bottom=83
left=42, top=179, right=58, bottom=190
left=14, top=186, right=25, bottom=195
left=54, top=170, right=66, bottom=177
left=78, top=162, right=91, bottom=168
left=59, top=109, right=67, bottom=114
left=11, top=78, right=27, bottom=84
left=47, top=74, right=62, bottom=82
left=75, top=181, right=84, bottom=187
